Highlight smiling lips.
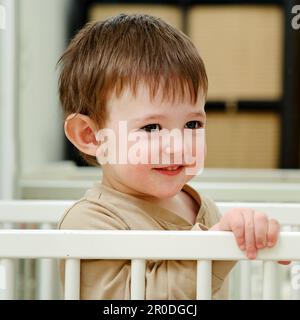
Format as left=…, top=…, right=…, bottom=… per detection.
left=153, top=165, right=184, bottom=176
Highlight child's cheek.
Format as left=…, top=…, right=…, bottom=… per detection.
left=127, top=133, right=164, bottom=166
left=184, top=129, right=205, bottom=175
left=126, top=134, right=152, bottom=165
left=122, top=163, right=153, bottom=181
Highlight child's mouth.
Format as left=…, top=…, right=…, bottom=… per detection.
left=153, top=165, right=184, bottom=176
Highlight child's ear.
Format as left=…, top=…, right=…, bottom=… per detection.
left=64, top=113, right=99, bottom=156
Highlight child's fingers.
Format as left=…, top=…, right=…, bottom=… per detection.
left=228, top=211, right=245, bottom=250
left=242, top=210, right=256, bottom=259
left=267, top=219, right=280, bottom=247
left=253, top=211, right=268, bottom=249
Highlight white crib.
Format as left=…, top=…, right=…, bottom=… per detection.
left=0, top=200, right=300, bottom=300
left=20, top=179, right=300, bottom=202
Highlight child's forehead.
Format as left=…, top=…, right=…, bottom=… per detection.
left=107, top=83, right=205, bottom=113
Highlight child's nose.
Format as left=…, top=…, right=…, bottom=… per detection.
left=162, top=135, right=184, bottom=157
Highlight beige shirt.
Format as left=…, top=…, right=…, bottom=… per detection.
left=58, top=182, right=236, bottom=299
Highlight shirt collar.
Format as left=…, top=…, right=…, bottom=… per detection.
left=85, top=182, right=205, bottom=227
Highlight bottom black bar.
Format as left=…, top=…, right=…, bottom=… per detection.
left=0, top=300, right=299, bottom=319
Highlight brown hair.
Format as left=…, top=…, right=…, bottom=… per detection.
left=57, top=13, right=208, bottom=166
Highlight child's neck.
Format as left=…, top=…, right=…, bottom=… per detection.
left=101, top=175, right=199, bottom=225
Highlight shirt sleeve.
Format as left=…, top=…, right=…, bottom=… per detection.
left=58, top=199, right=132, bottom=299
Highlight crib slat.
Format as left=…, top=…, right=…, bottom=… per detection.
left=228, top=262, right=240, bottom=299
left=196, top=260, right=212, bottom=300
left=64, top=258, right=80, bottom=300
left=0, top=259, right=15, bottom=299
left=2, top=223, right=14, bottom=229
left=131, top=259, right=145, bottom=300
left=290, top=226, right=300, bottom=300
left=37, top=223, right=55, bottom=299
left=240, top=260, right=252, bottom=299
left=37, top=258, right=56, bottom=299
left=263, top=261, right=278, bottom=299
left=24, top=259, right=34, bottom=299
left=290, top=262, right=300, bottom=300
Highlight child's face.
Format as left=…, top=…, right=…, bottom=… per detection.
left=97, top=83, right=206, bottom=199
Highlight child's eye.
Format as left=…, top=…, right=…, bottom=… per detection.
left=140, top=124, right=162, bottom=132
left=184, top=121, right=204, bottom=129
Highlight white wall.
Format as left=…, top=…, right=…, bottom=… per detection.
left=0, top=0, right=18, bottom=199
left=18, top=0, right=71, bottom=175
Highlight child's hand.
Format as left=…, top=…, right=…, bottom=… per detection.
left=210, top=208, right=290, bottom=264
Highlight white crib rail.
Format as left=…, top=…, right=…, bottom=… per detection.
left=0, top=230, right=300, bottom=300
left=20, top=180, right=300, bottom=202
left=0, top=200, right=300, bottom=225
left=1, top=200, right=300, bottom=300
left=0, top=200, right=73, bottom=223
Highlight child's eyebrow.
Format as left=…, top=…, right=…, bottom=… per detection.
left=188, top=111, right=206, bottom=119
left=131, top=111, right=206, bottom=123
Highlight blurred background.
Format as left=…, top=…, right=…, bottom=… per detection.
left=0, top=0, right=300, bottom=200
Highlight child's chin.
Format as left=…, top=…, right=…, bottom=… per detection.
left=151, top=185, right=183, bottom=199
